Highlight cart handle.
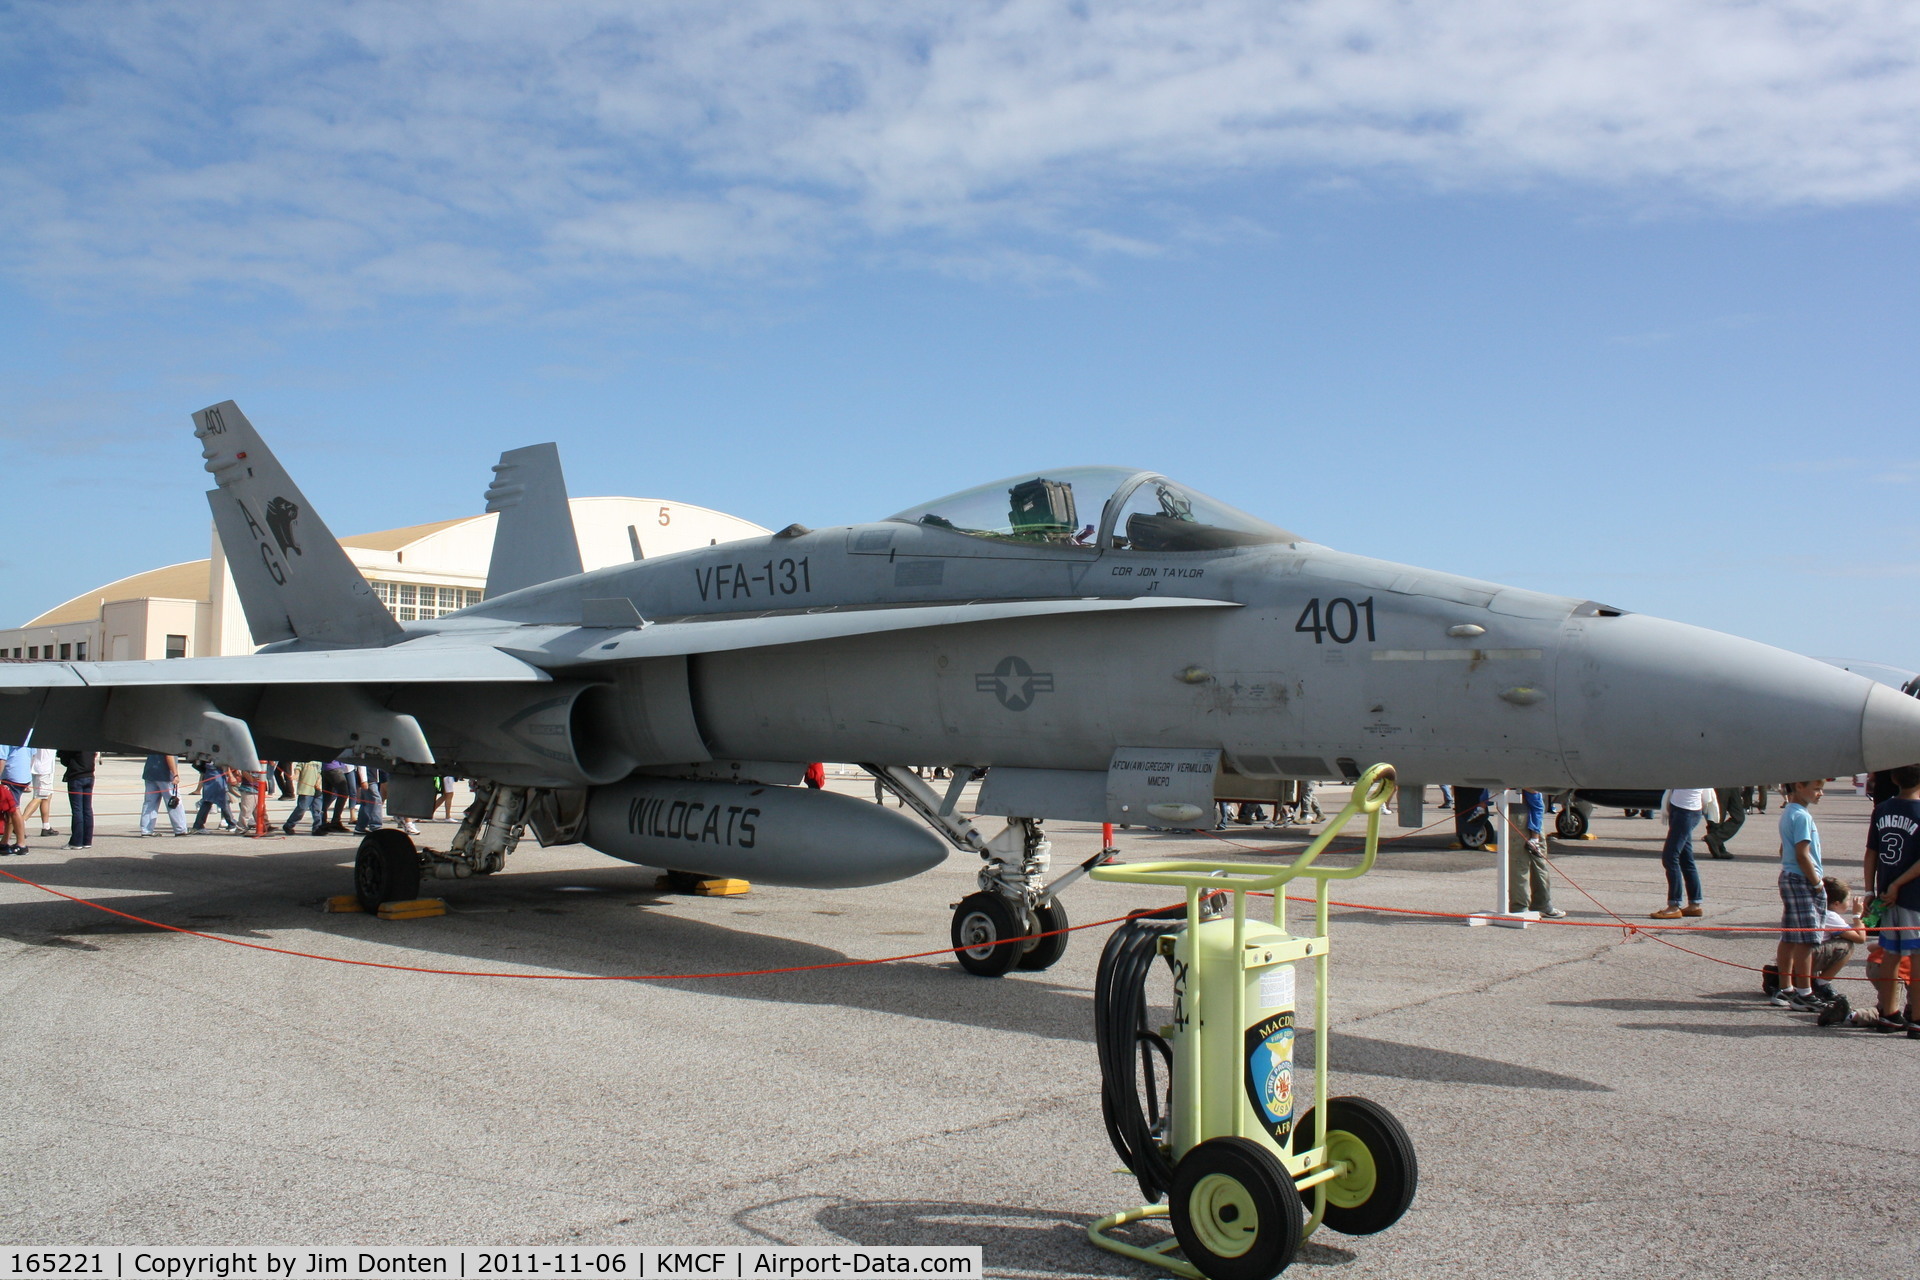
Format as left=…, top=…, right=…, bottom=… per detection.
left=1091, top=762, right=1396, bottom=893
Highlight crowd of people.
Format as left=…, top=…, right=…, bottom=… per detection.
left=0, top=746, right=462, bottom=855
left=1403, top=777, right=1919, bottom=1033
left=1760, top=767, right=1920, bottom=1037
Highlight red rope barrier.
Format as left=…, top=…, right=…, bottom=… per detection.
left=8, top=788, right=1904, bottom=990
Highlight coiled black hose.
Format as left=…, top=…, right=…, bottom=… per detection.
left=1094, top=906, right=1185, bottom=1203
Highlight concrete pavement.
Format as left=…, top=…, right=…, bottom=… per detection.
left=2, top=759, right=1914, bottom=1278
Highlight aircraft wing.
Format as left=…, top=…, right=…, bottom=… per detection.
left=0, top=645, right=552, bottom=772
left=0, top=645, right=550, bottom=689
left=0, top=595, right=1231, bottom=772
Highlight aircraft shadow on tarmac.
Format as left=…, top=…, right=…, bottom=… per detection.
left=6, top=847, right=1620, bottom=1074
left=1551, top=995, right=1754, bottom=1013
left=0, top=848, right=1098, bottom=1044
left=1553, top=992, right=1836, bottom=1038
left=0, top=847, right=351, bottom=942
left=735, top=1195, right=1360, bottom=1274
left=1614, top=1020, right=1838, bottom=1039
left=1294, top=1029, right=1610, bottom=1092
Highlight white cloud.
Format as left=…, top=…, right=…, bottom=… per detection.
left=5, top=0, right=1919, bottom=306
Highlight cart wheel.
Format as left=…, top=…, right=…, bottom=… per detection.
left=1291, top=1096, right=1417, bottom=1236
left=1461, top=814, right=1492, bottom=850
left=1169, top=1137, right=1303, bottom=1280
left=950, top=892, right=1025, bottom=977
left=1016, top=897, right=1069, bottom=971
left=1554, top=806, right=1588, bottom=840
left=354, top=829, right=420, bottom=912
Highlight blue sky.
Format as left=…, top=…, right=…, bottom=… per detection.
left=3, top=1, right=1917, bottom=668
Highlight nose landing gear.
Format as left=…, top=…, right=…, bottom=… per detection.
left=949, top=890, right=1072, bottom=976
left=865, top=763, right=1103, bottom=977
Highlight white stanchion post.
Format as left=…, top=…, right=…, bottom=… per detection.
left=1492, top=789, right=1509, bottom=914
left=1467, top=789, right=1535, bottom=928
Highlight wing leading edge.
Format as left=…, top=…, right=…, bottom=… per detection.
left=501, top=594, right=1241, bottom=669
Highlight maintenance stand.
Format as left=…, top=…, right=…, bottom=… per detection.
left=1087, top=762, right=1416, bottom=1279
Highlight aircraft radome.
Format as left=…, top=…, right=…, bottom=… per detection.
left=6, top=402, right=1918, bottom=975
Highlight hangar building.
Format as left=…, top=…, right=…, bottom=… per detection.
left=3, top=497, right=768, bottom=662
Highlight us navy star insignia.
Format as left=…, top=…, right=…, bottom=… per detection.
left=977, top=656, right=1054, bottom=711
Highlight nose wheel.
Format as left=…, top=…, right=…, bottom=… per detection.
left=949, top=893, right=1071, bottom=976
left=1018, top=897, right=1069, bottom=971
left=950, top=892, right=1026, bottom=976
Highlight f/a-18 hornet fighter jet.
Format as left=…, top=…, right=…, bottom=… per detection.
left=6, top=402, right=1919, bottom=975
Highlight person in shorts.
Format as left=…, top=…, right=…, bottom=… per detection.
left=0, top=774, right=19, bottom=855
left=1812, top=877, right=1867, bottom=1023
left=2, top=743, right=33, bottom=853
left=1866, top=762, right=1920, bottom=1038
left=1814, top=878, right=1865, bottom=986
left=26, top=746, right=58, bottom=838
left=1772, top=780, right=1828, bottom=1010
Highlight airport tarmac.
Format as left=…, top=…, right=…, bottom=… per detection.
left=2, top=761, right=1916, bottom=1278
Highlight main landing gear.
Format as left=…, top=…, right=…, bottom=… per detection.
left=354, top=829, right=421, bottom=911
left=349, top=782, right=585, bottom=911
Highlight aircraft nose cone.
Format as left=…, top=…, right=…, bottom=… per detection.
left=1558, top=614, right=1883, bottom=787
left=1863, top=682, right=1920, bottom=772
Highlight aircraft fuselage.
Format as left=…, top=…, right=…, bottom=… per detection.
left=430, top=518, right=1899, bottom=792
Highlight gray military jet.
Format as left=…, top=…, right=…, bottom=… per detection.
left=7, top=402, right=1920, bottom=975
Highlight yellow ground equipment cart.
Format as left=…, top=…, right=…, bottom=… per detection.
left=1087, top=762, right=1415, bottom=1279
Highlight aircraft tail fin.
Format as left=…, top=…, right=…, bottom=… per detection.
left=484, top=442, right=583, bottom=597
left=194, top=401, right=403, bottom=649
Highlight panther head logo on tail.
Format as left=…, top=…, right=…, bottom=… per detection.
left=264, top=496, right=303, bottom=557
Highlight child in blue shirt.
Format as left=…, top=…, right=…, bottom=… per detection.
left=1772, top=779, right=1828, bottom=1010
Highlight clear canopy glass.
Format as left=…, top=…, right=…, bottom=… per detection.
left=888, top=467, right=1298, bottom=551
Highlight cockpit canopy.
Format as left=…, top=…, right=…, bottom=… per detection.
left=888, top=466, right=1300, bottom=552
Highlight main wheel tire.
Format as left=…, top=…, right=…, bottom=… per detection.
left=950, top=892, right=1025, bottom=977
left=354, top=829, right=421, bottom=912
left=1170, top=1136, right=1304, bottom=1280
left=1461, top=815, right=1492, bottom=850
left=1555, top=806, right=1589, bottom=839
left=1291, top=1096, right=1417, bottom=1236
left=1016, top=897, right=1068, bottom=971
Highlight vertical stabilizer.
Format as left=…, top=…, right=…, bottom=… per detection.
left=194, top=401, right=403, bottom=649
left=484, top=442, right=584, bottom=596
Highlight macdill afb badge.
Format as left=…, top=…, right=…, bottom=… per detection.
left=1244, top=1011, right=1296, bottom=1141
